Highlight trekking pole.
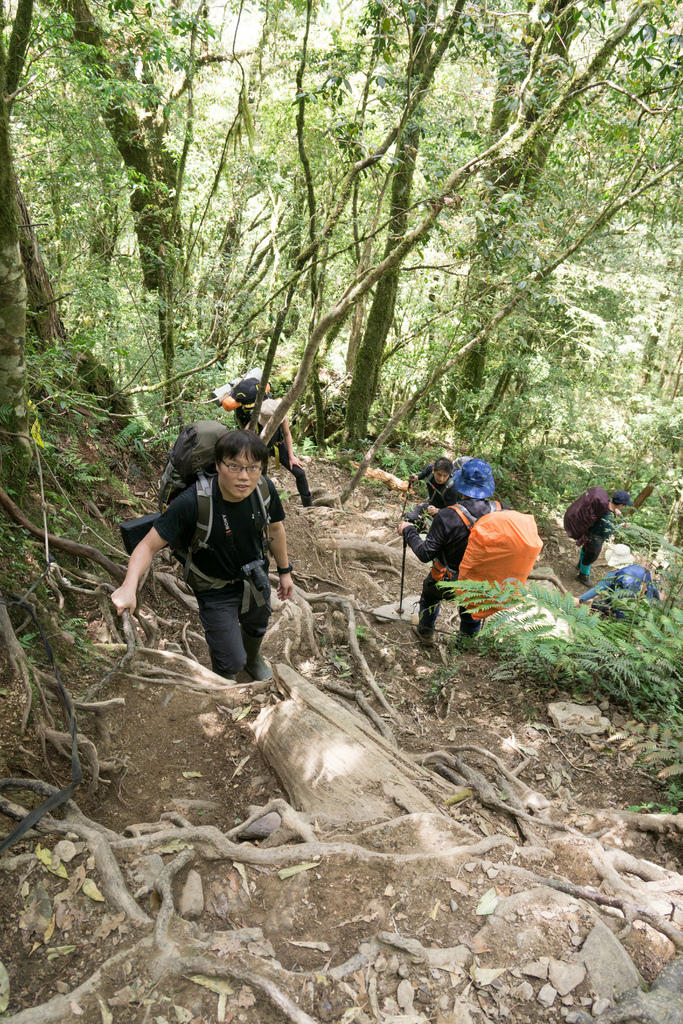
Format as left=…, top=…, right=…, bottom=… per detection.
left=399, top=534, right=407, bottom=615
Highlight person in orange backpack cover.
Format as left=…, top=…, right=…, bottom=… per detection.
left=398, top=459, right=508, bottom=644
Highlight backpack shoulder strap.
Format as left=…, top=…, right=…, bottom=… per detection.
left=450, top=503, right=478, bottom=529
left=189, top=473, right=214, bottom=553
left=488, top=500, right=502, bottom=512
left=250, top=475, right=271, bottom=555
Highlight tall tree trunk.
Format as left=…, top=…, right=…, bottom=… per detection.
left=0, top=0, right=33, bottom=492
left=15, top=181, right=66, bottom=345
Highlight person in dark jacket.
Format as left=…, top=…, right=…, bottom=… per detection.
left=576, top=489, right=633, bottom=583
left=405, top=456, right=469, bottom=523
left=398, top=459, right=507, bottom=644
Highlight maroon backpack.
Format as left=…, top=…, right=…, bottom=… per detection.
left=563, top=487, right=610, bottom=541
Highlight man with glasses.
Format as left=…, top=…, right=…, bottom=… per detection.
left=113, top=431, right=293, bottom=681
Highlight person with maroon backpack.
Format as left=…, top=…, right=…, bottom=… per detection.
left=563, top=487, right=633, bottom=583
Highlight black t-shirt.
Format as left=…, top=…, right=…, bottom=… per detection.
left=155, top=475, right=285, bottom=581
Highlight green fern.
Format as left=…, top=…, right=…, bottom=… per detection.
left=448, top=578, right=683, bottom=718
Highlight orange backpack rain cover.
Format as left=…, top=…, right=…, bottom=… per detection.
left=457, top=510, right=543, bottom=620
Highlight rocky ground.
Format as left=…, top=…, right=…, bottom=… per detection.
left=1, top=455, right=682, bottom=1024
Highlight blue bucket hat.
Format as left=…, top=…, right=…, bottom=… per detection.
left=453, top=458, right=495, bottom=499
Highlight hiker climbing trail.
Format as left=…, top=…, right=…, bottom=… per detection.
left=1, top=452, right=681, bottom=1024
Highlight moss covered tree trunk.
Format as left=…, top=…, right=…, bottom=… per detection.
left=343, top=3, right=441, bottom=447
left=0, top=0, right=33, bottom=492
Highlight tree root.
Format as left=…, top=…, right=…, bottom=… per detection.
left=111, top=823, right=514, bottom=868
left=585, top=809, right=683, bottom=836
left=85, top=609, right=137, bottom=699
left=1, top=937, right=155, bottom=1024
left=225, top=798, right=317, bottom=844
left=0, top=483, right=126, bottom=582
left=322, top=678, right=396, bottom=745
left=527, top=567, right=568, bottom=594
left=153, top=846, right=195, bottom=947
left=160, top=954, right=320, bottom=1024
left=565, top=955, right=683, bottom=1023
left=501, top=862, right=683, bottom=951
left=156, top=571, right=199, bottom=612
left=304, top=592, right=397, bottom=719
left=420, top=751, right=578, bottom=839
left=0, top=598, right=35, bottom=731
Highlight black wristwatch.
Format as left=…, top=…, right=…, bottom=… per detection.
left=276, top=562, right=293, bottom=575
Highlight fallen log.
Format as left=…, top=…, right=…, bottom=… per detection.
left=252, top=664, right=451, bottom=821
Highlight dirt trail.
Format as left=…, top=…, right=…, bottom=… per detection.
left=0, top=458, right=680, bottom=1024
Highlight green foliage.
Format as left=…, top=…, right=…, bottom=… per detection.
left=49, top=439, right=105, bottom=487
left=449, top=579, right=683, bottom=718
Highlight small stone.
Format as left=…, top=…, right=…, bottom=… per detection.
left=510, top=968, right=523, bottom=979
left=438, top=994, right=450, bottom=1010
left=398, top=963, right=411, bottom=979
left=481, top=860, right=493, bottom=871
left=54, top=840, right=78, bottom=863
left=510, top=982, right=534, bottom=1001
left=549, top=961, right=586, bottom=996
left=566, top=1014, right=589, bottom=1024
left=562, top=995, right=575, bottom=1006
left=374, top=955, right=387, bottom=973
left=165, top=642, right=183, bottom=653
left=55, top=982, right=70, bottom=994
left=387, top=955, right=400, bottom=974
left=178, top=869, right=204, bottom=918
left=571, top=935, right=584, bottom=946
left=522, top=962, right=549, bottom=980
left=592, top=997, right=612, bottom=1016
left=463, top=862, right=477, bottom=872
left=537, top=984, right=557, bottom=1008
left=486, top=868, right=499, bottom=879
left=133, top=854, right=164, bottom=888
left=598, top=700, right=609, bottom=711
left=396, top=979, right=415, bottom=1013
left=450, top=900, right=459, bottom=912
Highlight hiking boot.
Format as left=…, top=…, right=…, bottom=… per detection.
left=240, top=630, right=273, bottom=681
left=412, top=624, right=435, bottom=646
left=577, top=572, right=590, bottom=584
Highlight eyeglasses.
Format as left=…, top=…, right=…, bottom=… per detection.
left=221, top=462, right=262, bottom=476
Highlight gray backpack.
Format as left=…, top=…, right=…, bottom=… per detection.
left=158, top=420, right=271, bottom=592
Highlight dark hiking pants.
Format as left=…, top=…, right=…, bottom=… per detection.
left=417, top=573, right=482, bottom=637
left=579, top=535, right=603, bottom=573
left=196, top=583, right=271, bottom=678
left=269, top=441, right=312, bottom=507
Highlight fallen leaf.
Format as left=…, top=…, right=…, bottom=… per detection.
left=0, top=960, right=9, bottom=1013
left=237, top=986, right=255, bottom=1008
left=232, top=861, right=250, bottom=898
left=210, top=937, right=242, bottom=956
left=188, top=976, right=234, bottom=996
left=173, top=1006, right=193, bottom=1024
left=430, top=900, right=441, bottom=920
left=19, top=885, right=52, bottom=938
left=231, top=755, right=250, bottom=780
left=448, top=877, right=470, bottom=896
left=470, top=965, right=506, bottom=986
left=43, top=914, right=56, bottom=943
left=70, top=1001, right=85, bottom=1015
left=384, top=884, right=395, bottom=897
left=472, top=813, right=495, bottom=837
left=288, top=940, right=331, bottom=952
left=246, top=939, right=276, bottom=958
left=443, top=787, right=472, bottom=806
left=97, top=996, right=113, bottom=1024
left=182, top=771, right=203, bottom=779
left=277, top=861, right=320, bottom=880
left=55, top=864, right=86, bottom=904
left=475, top=888, right=499, bottom=916
left=157, top=840, right=193, bottom=854
left=82, top=878, right=105, bottom=902
left=35, top=845, right=68, bottom=879
left=47, top=945, right=78, bottom=961
left=234, top=705, right=252, bottom=722
left=93, top=911, right=126, bottom=942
